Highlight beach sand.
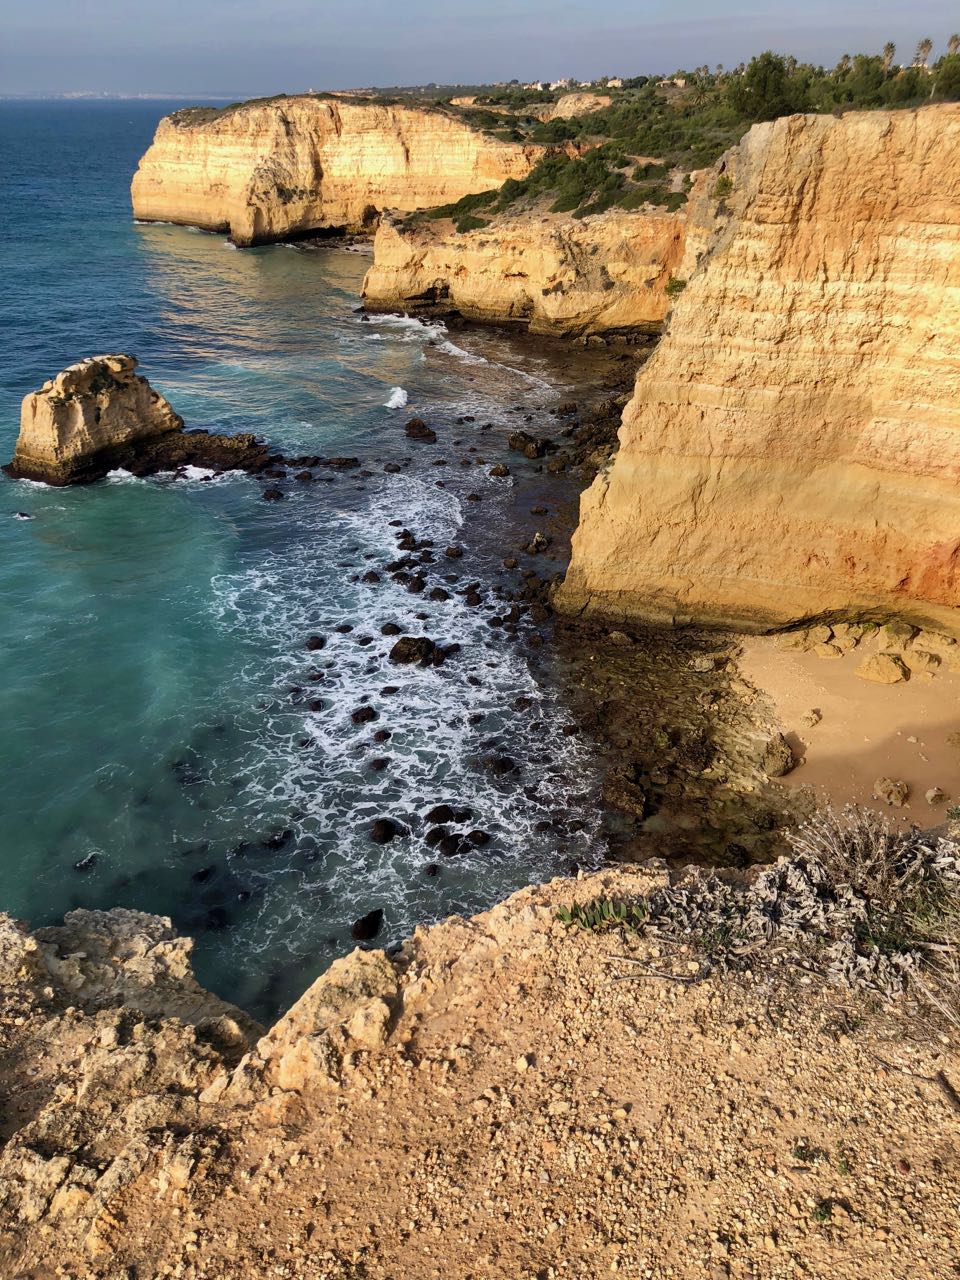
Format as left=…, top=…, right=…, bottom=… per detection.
left=740, top=636, right=960, bottom=825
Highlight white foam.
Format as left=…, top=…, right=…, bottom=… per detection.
left=436, top=339, right=488, bottom=365
left=384, top=386, right=408, bottom=410
left=105, top=468, right=143, bottom=483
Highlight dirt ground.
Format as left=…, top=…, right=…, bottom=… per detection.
left=4, top=864, right=958, bottom=1280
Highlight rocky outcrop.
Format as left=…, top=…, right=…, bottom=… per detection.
left=528, top=91, right=612, bottom=121
left=6, top=355, right=272, bottom=485
left=131, top=96, right=545, bottom=246
left=362, top=207, right=686, bottom=338
left=557, top=106, right=960, bottom=635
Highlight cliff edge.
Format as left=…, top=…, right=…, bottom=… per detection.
left=557, top=106, right=960, bottom=635
left=131, top=97, right=545, bottom=246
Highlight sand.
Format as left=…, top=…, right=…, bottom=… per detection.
left=739, top=637, right=960, bottom=824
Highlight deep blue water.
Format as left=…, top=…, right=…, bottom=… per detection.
left=0, top=101, right=602, bottom=1018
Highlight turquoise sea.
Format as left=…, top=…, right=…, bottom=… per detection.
left=0, top=101, right=603, bottom=1017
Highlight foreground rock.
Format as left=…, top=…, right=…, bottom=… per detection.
left=131, top=96, right=545, bottom=246
left=0, top=849, right=957, bottom=1278
left=5, top=355, right=271, bottom=485
left=557, top=106, right=960, bottom=635
left=362, top=206, right=685, bottom=338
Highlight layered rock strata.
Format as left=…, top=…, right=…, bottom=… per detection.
left=362, top=207, right=686, bottom=338
left=557, top=106, right=960, bottom=635
left=131, top=97, right=545, bottom=246
left=6, top=355, right=272, bottom=485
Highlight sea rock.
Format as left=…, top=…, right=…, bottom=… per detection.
left=856, top=653, right=910, bottom=685
left=351, top=908, right=385, bottom=942
left=404, top=418, right=437, bottom=443
left=132, top=96, right=545, bottom=246
left=389, top=636, right=438, bottom=665
left=7, top=355, right=181, bottom=485
left=556, top=106, right=960, bottom=637
left=370, top=818, right=401, bottom=844
left=5, top=355, right=272, bottom=486
left=363, top=207, right=685, bottom=338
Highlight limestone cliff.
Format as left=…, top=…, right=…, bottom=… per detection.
left=362, top=207, right=686, bottom=338
left=131, top=96, right=545, bottom=246
left=6, top=355, right=272, bottom=485
left=557, top=106, right=960, bottom=635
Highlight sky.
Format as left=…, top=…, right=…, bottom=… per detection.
left=1, top=0, right=958, bottom=97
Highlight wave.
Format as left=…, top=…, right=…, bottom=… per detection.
left=384, top=386, right=408, bottom=410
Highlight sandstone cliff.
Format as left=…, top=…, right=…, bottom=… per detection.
left=362, top=207, right=686, bottom=338
left=6, top=355, right=272, bottom=484
left=131, top=97, right=545, bottom=246
left=557, top=106, right=960, bottom=635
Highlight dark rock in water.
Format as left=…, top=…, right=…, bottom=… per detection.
left=444, top=545, right=464, bottom=559
left=361, top=570, right=381, bottom=584
left=429, top=587, right=450, bottom=602
left=262, top=488, right=284, bottom=501
left=351, top=705, right=377, bottom=725
left=371, top=818, right=401, bottom=844
left=406, top=575, right=426, bottom=594
left=13, top=512, right=32, bottom=520
left=191, top=865, right=216, bottom=883
left=321, top=456, right=361, bottom=469
left=372, top=728, right=392, bottom=742
left=404, top=418, right=437, bottom=443
left=384, top=462, right=402, bottom=474
left=308, top=698, right=325, bottom=712
left=261, top=829, right=294, bottom=851
left=389, top=636, right=436, bottom=665
left=466, top=493, right=481, bottom=503
left=467, top=830, right=491, bottom=846
left=352, top=907, right=385, bottom=941
left=381, top=622, right=403, bottom=636
left=508, top=430, right=551, bottom=459
left=425, top=804, right=456, bottom=825
left=503, top=556, right=518, bottom=569
left=488, top=463, right=510, bottom=478
left=487, top=755, right=518, bottom=776
left=381, top=684, right=400, bottom=695
left=425, top=825, right=449, bottom=847
left=370, top=757, right=390, bottom=770
left=439, top=834, right=467, bottom=857
left=73, top=854, right=97, bottom=871
left=525, top=532, right=550, bottom=554
left=464, top=591, right=482, bottom=608
left=335, top=623, right=354, bottom=633
left=424, top=863, right=441, bottom=877
left=305, top=634, right=326, bottom=651
left=294, top=470, right=313, bottom=482
left=454, top=807, right=473, bottom=822
left=205, top=906, right=230, bottom=930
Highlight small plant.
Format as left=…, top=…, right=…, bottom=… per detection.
left=664, top=276, right=688, bottom=299
left=811, top=1198, right=834, bottom=1224
left=835, top=1148, right=854, bottom=1175
left=455, top=214, right=488, bottom=233
left=557, top=898, right=647, bottom=932
left=711, top=174, right=734, bottom=198
left=792, top=1140, right=828, bottom=1165
left=946, top=805, right=960, bottom=822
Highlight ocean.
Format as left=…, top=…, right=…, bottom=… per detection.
left=0, top=101, right=606, bottom=1018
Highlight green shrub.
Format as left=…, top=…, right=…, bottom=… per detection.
left=455, top=214, right=488, bottom=233
left=665, top=276, right=688, bottom=298
left=711, top=174, right=734, bottom=198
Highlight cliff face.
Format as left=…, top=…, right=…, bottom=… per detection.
left=131, top=97, right=545, bottom=246
left=557, top=106, right=960, bottom=634
left=362, top=207, right=686, bottom=338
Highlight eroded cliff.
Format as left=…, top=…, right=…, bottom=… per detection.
left=131, top=97, right=545, bottom=246
left=557, top=106, right=960, bottom=634
left=362, top=206, right=686, bottom=338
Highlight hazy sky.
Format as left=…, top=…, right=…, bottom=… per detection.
left=2, top=0, right=958, bottom=97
